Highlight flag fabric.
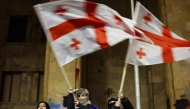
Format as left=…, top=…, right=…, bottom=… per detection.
left=34, top=0, right=137, bottom=66
left=185, top=57, right=190, bottom=64
left=126, top=2, right=190, bottom=66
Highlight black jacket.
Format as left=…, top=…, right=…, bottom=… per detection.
left=108, top=97, right=134, bottom=109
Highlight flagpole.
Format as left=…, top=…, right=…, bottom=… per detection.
left=60, top=66, right=72, bottom=88
left=119, top=63, right=128, bottom=91
left=57, top=61, right=76, bottom=100
left=131, top=0, right=141, bottom=109
left=134, top=65, right=141, bottom=109
left=59, top=61, right=77, bottom=100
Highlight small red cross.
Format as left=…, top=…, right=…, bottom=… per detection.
left=136, top=48, right=146, bottom=59
left=54, top=5, right=67, bottom=16
left=70, top=38, right=81, bottom=50
left=143, top=13, right=151, bottom=24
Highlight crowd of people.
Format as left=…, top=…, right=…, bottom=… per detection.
left=36, top=88, right=134, bottom=109
left=37, top=88, right=190, bottom=109
left=63, top=88, right=134, bottom=109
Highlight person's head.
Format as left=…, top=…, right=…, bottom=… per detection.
left=37, top=101, right=50, bottom=109
left=75, top=88, right=91, bottom=106
left=174, top=99, right=189, bottom=109
left=75, top=88, right=89, bottom=100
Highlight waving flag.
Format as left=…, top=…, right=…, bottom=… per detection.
left=34, top=0, right=137, bottom=66
left=126, top=2, right=190, bottom=66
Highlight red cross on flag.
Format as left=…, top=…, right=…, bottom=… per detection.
left=126, top=2, right=190, bottom=66
left=34, top=0, right=137, bottom=66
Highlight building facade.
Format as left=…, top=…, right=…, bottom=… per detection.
left=0, top=0, right=190, bottom=109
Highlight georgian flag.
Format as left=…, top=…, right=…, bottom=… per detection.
left=34, top=0, right=137, bottom=66
left=126, top=2, right=190, bottom=66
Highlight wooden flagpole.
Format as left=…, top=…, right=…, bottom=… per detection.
left=119, top=63, right=128, bottom=91
left=60, top=66, right=72, bottom=88
left=118, top=63, right=128, bottom=103
left=59, top=61, right=77, bottom=101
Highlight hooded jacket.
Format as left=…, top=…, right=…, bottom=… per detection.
left=107, top=97, right=134, bottom=109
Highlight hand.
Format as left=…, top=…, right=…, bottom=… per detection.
left=118, top=90, right=124, bottom=99
left=115, top=98, right=121, bottom=107
left=68, top=88, right=74, bottom=93
left=75, top=100, right=79, bottom=105
left=109, top=100, right=116, bottom=104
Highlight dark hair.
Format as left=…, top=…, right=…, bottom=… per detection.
left=174, top=99, right=189, bottom=109
left=37, top=101, right=51, bottom=109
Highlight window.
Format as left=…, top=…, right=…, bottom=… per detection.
left=0, top=71, right=44, bottom=102
left=7, top=16, right=28, bottom=42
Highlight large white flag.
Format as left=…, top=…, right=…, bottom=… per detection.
left=34, top=0, right=137, bottom=66
left=126, top=2, right=190, bottom=66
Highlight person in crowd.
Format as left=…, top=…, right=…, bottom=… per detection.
left=174, top=98, right=190, bottom=109
left=63, top=88, right=98, bottom=109
left=107, top=90, right=134, bottom=109
left=37, top=101, right=51, bottom=109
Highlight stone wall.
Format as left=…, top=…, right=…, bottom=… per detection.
left=158, top=0, right=190, bottom=109
left=1, top=44, right=45, bottom=71
left=0, top=0, right=48, bottom=109
left=161, top=0, right=190, bottom=101
left=0, top=102, right=37, bottom=109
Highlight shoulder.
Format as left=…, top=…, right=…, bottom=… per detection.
left=90, top=104, right=98, bottom=109
left=121, top=97, right=129, bottom=102
left=121, top=97, right=132, bottom=105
